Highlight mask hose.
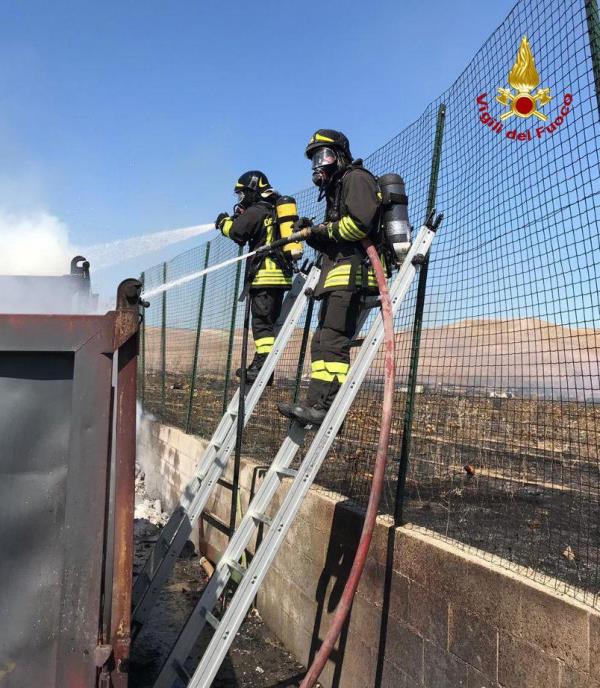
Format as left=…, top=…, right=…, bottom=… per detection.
left=299, top=238, right=395, bottom=688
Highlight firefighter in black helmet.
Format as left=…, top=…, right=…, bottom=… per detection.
left=215, top=171, right=293, bottom=382
left=278, top=130, right=382, bottom=425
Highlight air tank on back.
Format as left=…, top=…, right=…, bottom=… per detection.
left=379, top=173, right=412, bottom=265
left=276, top=196, right=304, bottom=260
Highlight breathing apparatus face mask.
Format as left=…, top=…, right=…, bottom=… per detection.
left=311, top=147, right=337, bottom=188
left=233, top=189, right=254, bottom=214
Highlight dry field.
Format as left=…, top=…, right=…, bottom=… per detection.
left=140, top=315, right=600, bottom=601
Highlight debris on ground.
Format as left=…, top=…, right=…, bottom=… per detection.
left=130, top=470, right=305, bottom=687
left=134, top=462, right=169, bottom=527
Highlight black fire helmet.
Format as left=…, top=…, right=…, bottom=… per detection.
left=234, top=170, right=272, bottom=194
left=305, top=130, right=353, bottom=163
left=233, top=170, right=273, bottom=210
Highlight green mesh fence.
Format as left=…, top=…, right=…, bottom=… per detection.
left=140, top=0, right=600, bottom=608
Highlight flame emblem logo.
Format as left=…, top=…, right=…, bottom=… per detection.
left=496, top=36, right=552, bottom=121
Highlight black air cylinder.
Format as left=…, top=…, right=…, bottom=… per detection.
left=379, top=173, right=411, bottom=262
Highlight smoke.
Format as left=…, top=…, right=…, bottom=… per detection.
left=0, top=209, right=76, bottom=275
left=0, top=210, right=216, bottom=278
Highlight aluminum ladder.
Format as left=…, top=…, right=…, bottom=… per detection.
left=131, top=264, right=322, bottom=635
left=153, top=217, right=440, bottom=688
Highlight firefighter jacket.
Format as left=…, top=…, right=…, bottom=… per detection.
left=220, top=201, right=293, bottom=290
left=307, top=163, right=382, bottom=298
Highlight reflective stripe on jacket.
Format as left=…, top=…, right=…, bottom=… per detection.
left=307, top=164, right=383, bottom=297
left=219, top=202, right=292, bottom=290
left=251, top=216, right=292, bottom=288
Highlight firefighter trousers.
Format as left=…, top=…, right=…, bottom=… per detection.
left=307, top=290, right=363, bottom=405
left=250, top=288, right=285, bottom=355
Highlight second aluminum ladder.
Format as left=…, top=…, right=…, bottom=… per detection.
left=131, top=264, right=321, bottom=635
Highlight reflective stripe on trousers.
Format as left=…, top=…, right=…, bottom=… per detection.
left=254, top=335, right=275, bottom=354
left=311, top=359, right=349, bottom=383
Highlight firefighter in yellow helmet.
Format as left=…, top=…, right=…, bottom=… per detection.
left=215, top=171, right=293, bottom=382
left=278, top=130, right=381, bottom=425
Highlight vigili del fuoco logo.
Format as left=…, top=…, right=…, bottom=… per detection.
left=476, top=35, right=573, bottom=142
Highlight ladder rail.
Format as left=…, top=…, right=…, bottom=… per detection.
left=152, top=424, right=307, bottom=688
left=186, top=225, right=436, bottom=688
left=131, top=387, right=246, bottom=612
left=131, top=266, right=321, bottom=632
left=152, top=302, right=377, bottom=682
left=152, top=224, right=435, bottom=687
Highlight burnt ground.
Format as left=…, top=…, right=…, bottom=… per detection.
left=130, top=519, right=306, bottom=688
left=142, top=370, right=600, bottom=601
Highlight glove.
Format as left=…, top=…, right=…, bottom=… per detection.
left=305, top=224, right=330, bottom=251
left=309, top=223, right=330, bottom=239
left=293, top=216, right=313, bottom=232
left=215, top=212, right=229, bottom=230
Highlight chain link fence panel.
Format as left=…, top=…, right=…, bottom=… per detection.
left=140, top=0, right=600, bottom=608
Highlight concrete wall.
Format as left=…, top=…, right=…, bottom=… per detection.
left=137, top=414, right=208, bottom=549
left=138, top=417, right=600, bottom=688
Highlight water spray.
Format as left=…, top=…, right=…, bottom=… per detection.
left=142, top=227, right=312, bottom=300
left=82, top=223, right=216, bottom=271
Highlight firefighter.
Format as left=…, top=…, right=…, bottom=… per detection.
left=278, top=129, right=381, bottom=425
left=215, top=171, right=293, bottom=382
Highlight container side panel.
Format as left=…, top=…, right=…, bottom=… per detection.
left=0, top=352, right=74, bottom=687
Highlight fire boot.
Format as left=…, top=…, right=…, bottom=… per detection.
left=277, top=378, right=340, bottom=427
left=236, top=353, right=274, bottom=386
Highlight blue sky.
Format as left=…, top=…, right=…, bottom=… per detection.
left=0, top=0, right=516, bottom=298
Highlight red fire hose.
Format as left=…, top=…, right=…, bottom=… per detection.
left=300, top=238, right=396, bottom=688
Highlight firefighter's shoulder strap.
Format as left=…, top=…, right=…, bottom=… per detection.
left=334, top=160, right=382, bottom=242
left=238, top=203, right=272, bottom=301
left=333, top=160, right=380, bottom=219
left=257, top=203, right=295, bottom=279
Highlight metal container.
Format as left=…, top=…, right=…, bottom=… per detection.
left=0, top=276, right=142, bottom=688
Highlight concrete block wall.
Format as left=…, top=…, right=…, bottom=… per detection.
left=137, top=415, right=208, bottom=548
left=138, top=417, right=600, bottom=688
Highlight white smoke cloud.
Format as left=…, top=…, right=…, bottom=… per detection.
left=0, top=208, right=216, bottom=281
left=0, top=208, right=77, bottom=275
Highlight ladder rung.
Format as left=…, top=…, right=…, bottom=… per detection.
left=204, top=610, right=220, bottom=631
left=172, top=659, right=191, bottom=682
left=225, top=558, right=246, bottom=578
left=275, top=466, right=298, bottom=479
left=129, top=268, right=323, bottom=649
left=251, top=511, right=273, bottom=527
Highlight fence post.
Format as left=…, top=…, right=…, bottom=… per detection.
left=161, top=261, right=167, bottom=417
left=222, top=245, right=244, bottom=414
left=586, top=0, right=600, bottom=116
left=394, top=103, right=446, bottom=526
left=185, top=242, right=211, bottom=433
left=140, top=271, right=146, bottom=408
